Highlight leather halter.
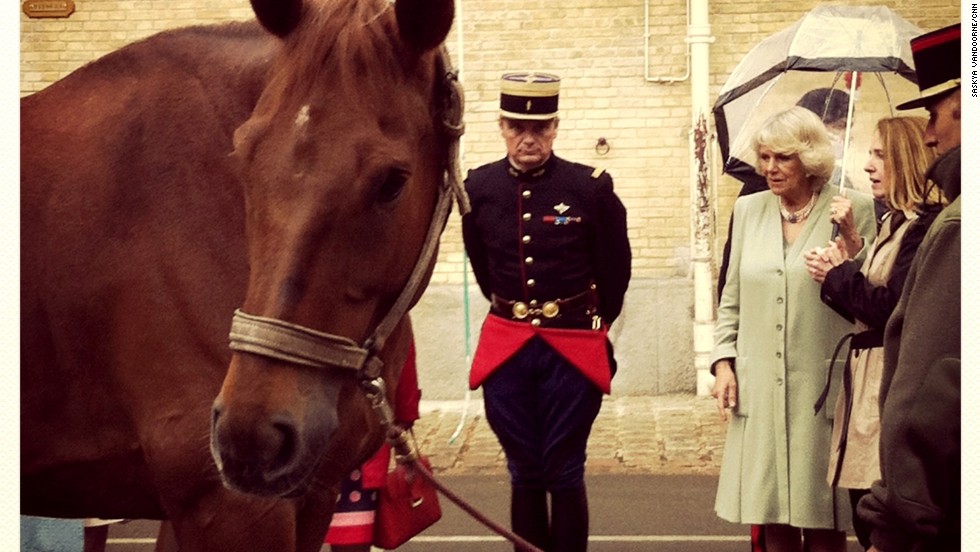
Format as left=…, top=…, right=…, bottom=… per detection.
left=228, top=47, right=468, bottom=381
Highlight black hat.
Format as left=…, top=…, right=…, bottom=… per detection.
left=499, top=72, right=560, bottom=120
left=796, top=88, right=851, bottom=125
left=897, top=23, right=961, bottom=110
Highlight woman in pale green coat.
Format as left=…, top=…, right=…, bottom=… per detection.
left=711, top=107, right=877, bottom=552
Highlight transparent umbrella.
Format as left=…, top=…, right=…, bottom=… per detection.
left=713, top=5, right=923, bottom=196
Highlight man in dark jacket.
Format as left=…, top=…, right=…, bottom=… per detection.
left=857, top=23, right=961, bottom=552
left=462, top=72, right=631, bottom=552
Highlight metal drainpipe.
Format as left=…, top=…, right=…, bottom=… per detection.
left=645, top=0, right=691, bottom=83
left=687, top=0, right=715, bottom=396
left=450, top=0, right=473, bottom=444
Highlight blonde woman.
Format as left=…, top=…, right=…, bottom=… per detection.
left=804, top=117, right=942, bottom=550
left=711, top=107, right=877, bottom=552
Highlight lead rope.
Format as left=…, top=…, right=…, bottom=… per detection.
left=361, top=377, right=544, bottom=552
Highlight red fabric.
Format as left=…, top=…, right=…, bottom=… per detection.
left=911, top=25, right=959, bottom=51
left=324, top=516, right=375, bottom=545
left=469, top=314, right=612, bottom=394
left=394, top=341, right=421, bottom=424
left=360, top=444, right=390, bottom=489
left=751, top=525, right=766, bottom=552
left=325, top=470, right=378, bottom=545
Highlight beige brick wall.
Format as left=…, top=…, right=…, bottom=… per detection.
left=21, top=0, right=960, bottom=286
left=20, top=0, right=961, bottom=396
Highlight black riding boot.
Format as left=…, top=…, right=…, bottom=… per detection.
left=550, top=486, right=589, bottom=552
left=511, top=487, right=550, bottom=552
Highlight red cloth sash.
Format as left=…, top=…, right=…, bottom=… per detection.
left=469, top=314, right=612, bottom=394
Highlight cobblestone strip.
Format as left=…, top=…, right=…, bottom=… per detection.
left=413, top=395, right=725, bottom=476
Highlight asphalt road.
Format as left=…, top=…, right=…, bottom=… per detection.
left=104, top=474, right=864, bottom=551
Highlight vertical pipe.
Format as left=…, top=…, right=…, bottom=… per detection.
left=450, top=0, right=473, bottom=444
left=645, top=0, right=691, bottom=83
left=688, top=0, right=715, bottom=395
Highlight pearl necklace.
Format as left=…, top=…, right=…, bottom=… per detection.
left=779, top=193, right=816, bottom=223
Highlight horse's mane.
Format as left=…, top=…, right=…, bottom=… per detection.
left=214, top=0, right=443, bottom=165
left=278, top=0, right=414, bottom=96
left=21, top=20, right=276, bottom=110
left=70, top=21, right=268, bottom=80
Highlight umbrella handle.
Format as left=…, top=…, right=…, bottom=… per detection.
left=831, top=190, right=845, bottom=239
left=837, top=71, right=860, bottom=195
left=832, top=73, right=859, bottom=240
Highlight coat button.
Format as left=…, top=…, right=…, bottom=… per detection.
left=776, top=324, right=783, bottom=331
left=527, top=279, right=536, bottom=287
left=776, top=352, right=782, bottom=359
left=525, top=256, right=534, bottom=264
left=531, top=318, right=541, bottom=327
left=523, top=212, right=532, bottom=221
left=522, top=190, right=532, bottom=199
left=776, top=297, right=784, bottom=304
left=522, top=235, right=531, bottom=244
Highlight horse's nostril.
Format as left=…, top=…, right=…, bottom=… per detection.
left=211, top=402, right=223, bottom=428
left=270, top=420, right=297, bottom=470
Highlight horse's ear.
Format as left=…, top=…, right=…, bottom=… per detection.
left=251, top=0, right=304, bottom=38
left=395, top=0, right=454, bottom=52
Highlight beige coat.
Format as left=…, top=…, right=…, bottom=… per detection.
left=827, top=213, right=918, bottom=489
left=712, top=183, right=877, bottom=529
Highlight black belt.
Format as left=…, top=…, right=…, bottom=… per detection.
left=813, top=329, right=883, bottom=487
left=490, top=287, right=599, bottom=328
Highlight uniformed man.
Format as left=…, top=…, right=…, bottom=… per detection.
left=462, top=72, right=631, bottom=552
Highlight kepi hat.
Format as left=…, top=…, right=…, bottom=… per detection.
left=897, top=23, right=961, bottom=110
left=500, top=72, right=560, bottom=120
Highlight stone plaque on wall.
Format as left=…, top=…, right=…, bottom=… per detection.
left=22, top=0, right=75, bottom=18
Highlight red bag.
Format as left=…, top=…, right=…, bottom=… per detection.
left=373, top=456, right=442, bottom=549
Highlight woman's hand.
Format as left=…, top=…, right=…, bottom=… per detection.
left=711, top=360, right=738, bottom=421
left=804, top=247, right=830, bottom=283
left=804, top=240, right=846, bottom=283
left=829, top=194, right=863, bottom=258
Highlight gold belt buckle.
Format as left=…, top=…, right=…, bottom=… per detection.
left=511, top=301, right=529, bottom=319
left=542, top=301, right=560, bottom=318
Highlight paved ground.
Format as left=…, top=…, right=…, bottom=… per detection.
left=413, top=393, right=726, bottom=476
left=95, top=394, right=741, bottom=551
left=91, top=394, right=869, bottom=550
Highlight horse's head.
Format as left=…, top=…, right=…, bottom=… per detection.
left=210, top=0, right=458, bottom=497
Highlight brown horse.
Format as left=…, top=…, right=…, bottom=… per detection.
left=21, top=0, right=459, bottom=549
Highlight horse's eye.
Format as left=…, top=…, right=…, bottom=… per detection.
left=377, top=168, right=410, bottom=204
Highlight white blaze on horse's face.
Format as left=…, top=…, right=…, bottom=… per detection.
left=294, top=105, right=311, bottom=128
left=210, top=0, right=455, bottom=499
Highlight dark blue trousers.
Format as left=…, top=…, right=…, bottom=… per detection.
left=483, top=337, right=603, bottom=491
